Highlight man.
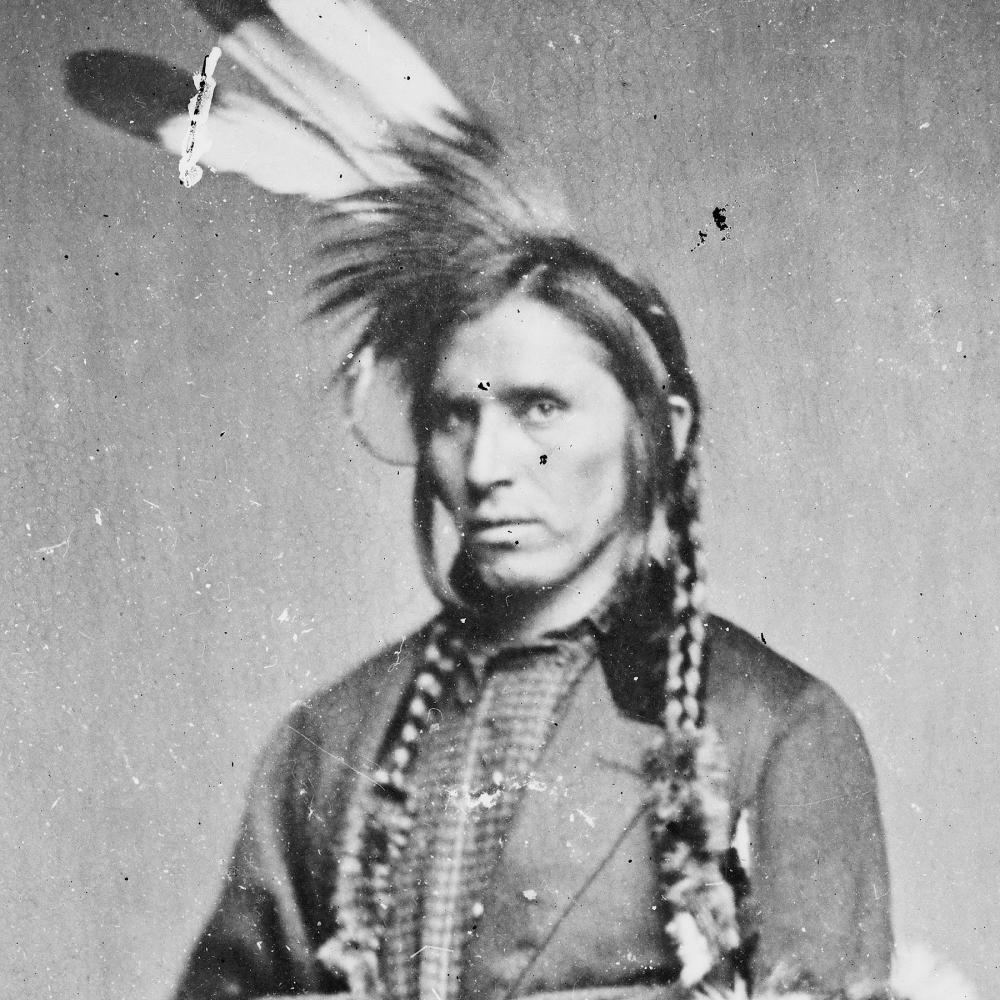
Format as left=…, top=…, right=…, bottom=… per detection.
left=62, top=4, right=890, bottom=995
left=172, top=241, right=892, bottom=1000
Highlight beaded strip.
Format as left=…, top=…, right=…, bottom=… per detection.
left=318, top=619, right=475, bottom=999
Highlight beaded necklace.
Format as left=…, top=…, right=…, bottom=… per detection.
left=317, top=618, right=469, bottom=1000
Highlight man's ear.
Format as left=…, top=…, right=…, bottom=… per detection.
left=668, top=395, right=693, bottom=461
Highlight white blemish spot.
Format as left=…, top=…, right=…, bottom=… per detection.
left=35, top=532, right=73, bottom=557
left=472, top=790, right=501, bottom=809
left=733, top=808, right=753, bottom=873
left=669, top=912, right=713, bottom=986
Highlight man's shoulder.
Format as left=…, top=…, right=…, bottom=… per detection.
left=705, top=614, right=870, bottom=773
left=293, top=623, right=433, bottom=730
left=706, top=614, right=817, bottom=708
left=248, top=624, right=434, bottom=785
left=707, top=613, right=856, bottom=713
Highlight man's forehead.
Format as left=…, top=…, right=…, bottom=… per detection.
left=429, top=295, right=613, bottom=393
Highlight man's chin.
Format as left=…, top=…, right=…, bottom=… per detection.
left=465, top=549, right=557, bottom=596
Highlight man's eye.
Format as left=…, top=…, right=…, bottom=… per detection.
left=430, top=402, right=473, bottom=433
left=521, top=398, right=563, bottom=423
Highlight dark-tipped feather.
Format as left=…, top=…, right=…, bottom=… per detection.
left=65, top=51, right=194, bottom=141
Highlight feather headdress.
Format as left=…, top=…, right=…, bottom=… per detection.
left=68, top=0, right=494, bottom=199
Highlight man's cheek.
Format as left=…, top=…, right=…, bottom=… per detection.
left=568, top=451, right=628, bottom=505
left=425, top=457, right=464, bottom=509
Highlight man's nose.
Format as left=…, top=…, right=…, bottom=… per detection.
left=465, top=406, right=517, bottom=492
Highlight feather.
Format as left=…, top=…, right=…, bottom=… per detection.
left=69, top=0, right=495, bottom=200
left=65, top=51, right=196, bottom=143
left=182, top=0, right=489, bottom=180
left=184, top=0, right=472, bottom=135
left=269, top=0, right=467, bottom=133
left=216, top=22, right=387, bottom=158
left=158, top=91, right=372, bottom=199
left=65, top=51, right=376, bottom=198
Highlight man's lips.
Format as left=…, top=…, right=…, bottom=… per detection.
left=464, top=518, right=539, bottom=544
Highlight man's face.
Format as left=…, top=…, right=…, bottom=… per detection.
left=424, top=293, right=636, bottom=601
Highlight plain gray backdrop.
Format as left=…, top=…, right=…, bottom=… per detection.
left=2, top=1, right=997, bottom=998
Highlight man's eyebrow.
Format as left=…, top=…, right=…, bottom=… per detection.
left=496, top=383, right=570, bottom=403
left=425, top=381, right=571, bottom=403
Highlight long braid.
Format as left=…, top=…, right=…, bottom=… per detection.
left=665, top=445, right=709, bottom=734
left=644, top=422, right=743, bottom=987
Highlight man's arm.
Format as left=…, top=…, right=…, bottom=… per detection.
left=747, top=681, right=892, bottom=993
left=173, top=706, right=347, bottom=1000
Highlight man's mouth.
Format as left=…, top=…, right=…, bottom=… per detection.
left=465, top=518, right=538, bottom=544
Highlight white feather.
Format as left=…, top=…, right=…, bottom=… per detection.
left=157, top=0, right=475, bottom=199
left=158, top=91, right=385, bottom=200
left=221, top=25, right=377, bottom=148
left=218, top=21, right=420, bottom=188
left=269, top=0, right=467, bottom=137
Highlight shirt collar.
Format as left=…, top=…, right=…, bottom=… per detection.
left=438, top=557, right=675, bottom=705
left=437, top=609, right=603, bottom=704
